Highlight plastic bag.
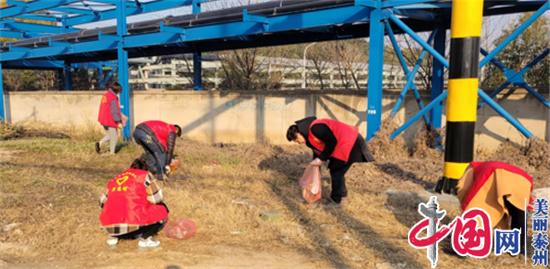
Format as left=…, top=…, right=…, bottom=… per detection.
left=164, top=218, right=197, bottom=240
left=299, top=164, right=322, bottom=203
left=121, top=114, right=128, bottom=127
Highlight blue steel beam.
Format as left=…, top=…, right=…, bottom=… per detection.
left=382, top=0, right=438, bottom=8
left=391, top=91, right=448, bottom=139
left=392, top=86, right=535, bottom=139
left=97, top=68, right=104, bottom=89
left=356, top=0, right=437, bottom=8
left=3, top=36, right=119, bottom=60
left=3, top=59, right=64, bottom=69
left=0, top=62, right=4, bottom=122
left=387, top=12, right=448, bottom=68
left=366, top=5, right=385, bottom=140
left=125, top=6, right=371, bottom=47
left=480, top=1, right=549, bottom=67
left=389, top=13, right=536, bottom=139
left=63, top=0, right=194, bottom=26
left=51, top=7, right=98, bottom=15
left=193, top=51, right=203, bottom=90
left=478, top=89, right=533, bottom=138
left=3, top=20, right=77, bottom=34
left=481, top=48, right=549, bottom=107
left=522, top=83, right=550, bottom=108
left=1, top=5, right=372, bottom=61
left=63, top=61, right=72, bottom=90
left=15, top=14, right=61, bottom=22
left=430, top=26, right=446, bottom=130
left=0, top=30, right=26, bottom=38
left=101, top=69, right=113, bottom=89
left=192, top=0, right=203, bottom=91
left=0, top=0, right=80, bottom=19
left=386, top=20, right=433, bottom=126
left=117, top=0, right=131, bottom=140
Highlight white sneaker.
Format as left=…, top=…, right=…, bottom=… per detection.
left=106, top=237, right=118, bottom=247
left=138, top=236, right=160, bottom=248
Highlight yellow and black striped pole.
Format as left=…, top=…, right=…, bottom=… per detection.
left=437, top=0, right=484, bottom=194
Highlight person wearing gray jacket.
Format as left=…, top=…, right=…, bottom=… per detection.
left=96, top=82, right=123, bottom=154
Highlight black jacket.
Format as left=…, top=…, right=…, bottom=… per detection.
left=294, top=116, right=374, bottom=169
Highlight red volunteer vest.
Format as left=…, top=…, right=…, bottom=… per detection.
left=99, top=168, right=168, bottom=227
left=98, top=90, right=120, bottom=128
left=461, top=161, right=533, bottom=210
left=307, top=119, right=359, bottom=162
left=142, top=121, right=177, bottom=151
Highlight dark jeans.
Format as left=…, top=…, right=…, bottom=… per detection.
left=133, top=128, right=167, bottom=180
left=504, top=198, right=526, bottom=255
left=116, top=221, right=166, bottom=240
left=327, top=136, right=372, bottom=204
left=329, top=162, right=352, bottom=203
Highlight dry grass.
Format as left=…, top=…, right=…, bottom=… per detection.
left=0, top=128, right=548, bottom=268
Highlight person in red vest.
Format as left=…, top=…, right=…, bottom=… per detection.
left=99, top=158, right=169, bottom=248
left=96, top=82, right=123, bottom=155
left=454, top=161, right=533, bottom=255
left=133, top=120, right=182, bottom=180
left=286, top=116, right=374, bottom=205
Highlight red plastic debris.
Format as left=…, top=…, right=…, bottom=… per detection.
left=164, top=219, right=197, bottom=240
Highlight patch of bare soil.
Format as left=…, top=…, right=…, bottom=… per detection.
left=0, top=133, right=547, bottom=269
left=410, top=127, right=444, bottom=160
left=0, top=123, right=69, bottom=140
left=368, top=121, right=408, bottom=162
left=477, top=138, right=550, bottom=188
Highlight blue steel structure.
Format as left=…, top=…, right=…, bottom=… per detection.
left=0, top=0, right=548, bottom=141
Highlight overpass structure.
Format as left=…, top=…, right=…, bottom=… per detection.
left=0, top=0, right=548, bottom=141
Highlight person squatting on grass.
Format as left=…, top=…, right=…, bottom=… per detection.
left=287, top=116, right=374, bottom=204
left=99, top=158, right=169, bottom=248
left=133, top=120, right=182, bottom=181
left=450, top=161, right=534, bottom=255
left=96, top=82, right=123, bottom=155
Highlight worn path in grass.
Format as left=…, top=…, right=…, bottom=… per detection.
left=0, top=136, right=547, bottom=269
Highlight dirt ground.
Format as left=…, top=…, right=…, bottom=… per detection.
left=0, top=125, right=549, bottom=269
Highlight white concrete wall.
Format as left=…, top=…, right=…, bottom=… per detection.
left=5, top=90, right=548, bottom=149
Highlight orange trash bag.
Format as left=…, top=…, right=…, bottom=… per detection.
left=299, top=164, right=322, bottom=203
left=164, top=219, right=197, bottom=240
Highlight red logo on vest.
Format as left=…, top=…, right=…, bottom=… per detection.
left=100, top=168, right=167, bottom=227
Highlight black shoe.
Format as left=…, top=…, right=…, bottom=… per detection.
left=95, top=142, right=101, bottom=154
left=323, top=197, right=342, bottom=209
left=329, top=194, right=343, bottom=204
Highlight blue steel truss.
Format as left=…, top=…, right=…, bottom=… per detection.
left=0, top=0, right=548, bottom=141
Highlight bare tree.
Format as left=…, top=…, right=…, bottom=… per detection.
left=217, top=45, right=302, bottom=90
left=399, top=33, right=434, bottom=91
left=307, top=44, right=332, bottom=89
left=328, top=40, right=368, bottom=90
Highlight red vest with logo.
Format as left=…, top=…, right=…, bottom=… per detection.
left=98, top=90, right=120, bottom=128
left=142, top=121, right=177, bottom=151
left=99, top=168, right=168, bottom=227
left=308, top=119, right=359, bottom=162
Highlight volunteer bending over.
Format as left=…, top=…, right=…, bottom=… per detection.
left=133, top=120, right=182, bottom=181
left=286, top=116, right=374, bottom=204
